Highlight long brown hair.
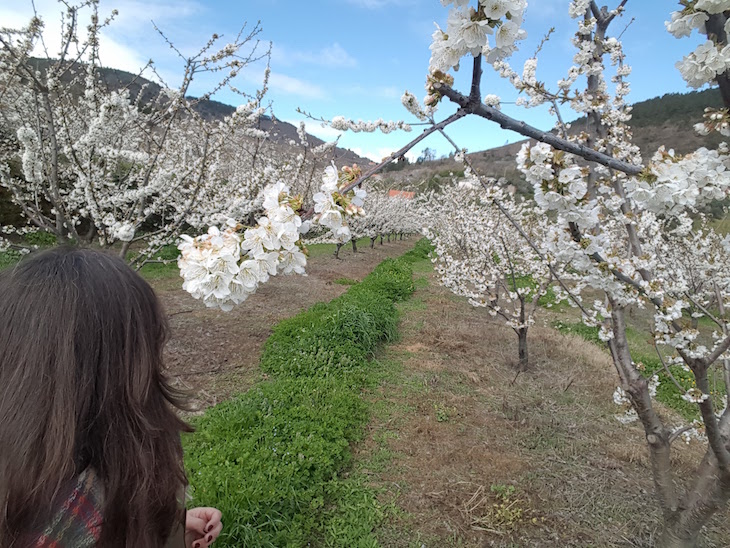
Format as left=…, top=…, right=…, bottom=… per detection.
left=0, top=247, right=192, bottom=546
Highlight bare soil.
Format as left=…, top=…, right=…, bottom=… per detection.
left=154, top=238, right=415, bottom=409
left=358, top=267, right=730, bottom=548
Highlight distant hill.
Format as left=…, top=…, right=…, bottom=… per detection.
left=26, top=59, right=369, bottom=167
left=381, top=88, right=726, bottom=194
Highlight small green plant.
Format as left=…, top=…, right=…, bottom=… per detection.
left=465, top=483, right=525, bottom=534
left=554, top=320, right=601, bottom=345
left=0, top=249, right=23, bottom=270
left=24, top=230, right=57, bottom=247
left=488, top=484, right=523, bottom=530
left=334, top=277, right=359, bottom=285
left=434, top=403, right=450, bottom=422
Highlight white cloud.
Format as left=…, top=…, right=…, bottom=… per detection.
left=269, top=72, right=327, bottom=99
left=96, top=35, right=153, bottom=74
left=237, top=66, right=327, bottom=100
left=272, top=43, right=357, bottom=68
left=0, top=0, right=202, bottom=79
left=350, top=147, right=378, bottom=162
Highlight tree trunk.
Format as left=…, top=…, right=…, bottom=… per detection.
left=351, top=239, right=358, bottom=253
left=370, top=237, right=375, bottom=249
left=517, top=328, right=528, bottom=370
left=334, top=243, right=343, bottom=259
left=387, top=234, right=391, bottom=242
left=379, top=235, right=383, bottom=245
left=119, top=240, right=132, bottom=260
left=659, top=450, right=730, bottom=548
left=84, top=224, right=97, bottom=245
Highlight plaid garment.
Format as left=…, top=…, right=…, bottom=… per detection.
left=25, top=469, right=103, bottom=548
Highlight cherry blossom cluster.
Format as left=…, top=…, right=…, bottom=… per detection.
left=312, top=164, right=367, bottom=243
left=694, top=107, right=730, bottom=136
left=668, top=1, right=730, bottom=88
left=178, top=164, right=367, bottom=310
left=613, top=375, right=659, bottom=424
left=424, top=0, right=527, bottom=109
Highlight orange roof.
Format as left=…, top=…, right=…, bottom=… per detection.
left=387, top=189, right=415, bottom=199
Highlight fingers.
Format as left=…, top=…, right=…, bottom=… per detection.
left=185, top=513, right=207, bottom=537
left=187, top=507, right=223, bottom=547
left=206, top=520, right=223, bottom=543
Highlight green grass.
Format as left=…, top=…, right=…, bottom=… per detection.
left=23, top=230, right=57, bottom=247
left=0, top=249, right=22, bottom=270
left=134, top=244, right=182, bottom=280
left=138, top=260, right=180, bottom=280
left=183, top=242, right=425, bottom=547
left=334, top=277, right=359, bottom=285
left=708, top=213, right=730, bottom=236
left=306, top=237, right=376, bottom=259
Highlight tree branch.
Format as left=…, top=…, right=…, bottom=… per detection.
left=338, top=110, right=467, bottom=196
left=433, top=82, right=643, bottom=176
left=695, top=369, right=730, bottom=469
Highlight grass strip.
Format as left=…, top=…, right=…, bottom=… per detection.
left=183, top=239, right=431, bottom=547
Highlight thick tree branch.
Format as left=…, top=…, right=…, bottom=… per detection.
left=433, top=82, right=643, bottom=176
left=695, top=370, right=730, bottom=469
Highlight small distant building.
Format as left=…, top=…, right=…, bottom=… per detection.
left=387, top=189, right=415, bottom=200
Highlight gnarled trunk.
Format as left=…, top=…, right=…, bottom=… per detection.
left=351, top=239, right=358, bottom=253
left=660, top=451, right=730, bottom=548
left=334, top=243, right=343, bottom=259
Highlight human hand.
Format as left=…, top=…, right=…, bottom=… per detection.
left=185, top=507, right=223, bottom=548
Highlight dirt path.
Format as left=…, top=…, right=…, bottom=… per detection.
left=154, top=238, right=415, bottom=409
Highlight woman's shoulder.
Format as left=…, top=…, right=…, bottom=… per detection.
left=18, top=469, right=186, bottom=548
left=21, top=469, right=103, bottom=547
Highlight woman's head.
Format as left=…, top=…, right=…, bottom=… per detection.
left=0, top=247, right=190, bottom=546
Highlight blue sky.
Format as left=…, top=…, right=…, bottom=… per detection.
left=2, top=1, right=706, bottom=162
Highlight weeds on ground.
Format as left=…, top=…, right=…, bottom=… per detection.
left=462, top=483, right=528, bottom=535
